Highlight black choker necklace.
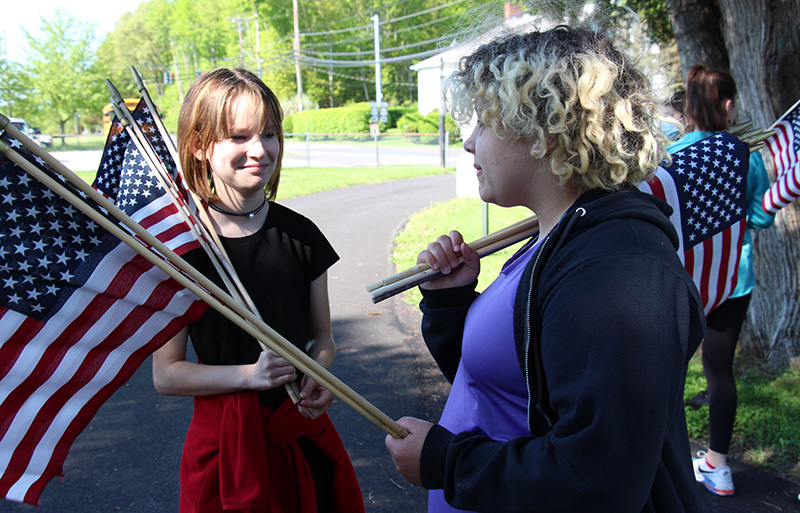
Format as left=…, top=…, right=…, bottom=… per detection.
left=208, top=198, right=267, bottom=218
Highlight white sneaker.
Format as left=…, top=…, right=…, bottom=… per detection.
left=692, top=452, right=706, bottom=482
left=693, top=451, right=734, bottom=496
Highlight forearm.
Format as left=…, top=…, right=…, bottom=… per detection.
left=152, top=358, right=252, bottom=397
left=152, top=329, right=295, bottom=397
left=419, top=281, right=478, bottom=382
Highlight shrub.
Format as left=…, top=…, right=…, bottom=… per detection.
left=285, top=104, right=371, bottom=139
left=396, top=109, right=460, bottom=144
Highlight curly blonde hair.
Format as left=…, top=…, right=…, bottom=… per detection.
left=177, top=68, right=284, bottom=203
left=447, top=25, right=670, bottom=191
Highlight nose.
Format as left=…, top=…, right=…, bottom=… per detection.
left=463, top=127, right=477, bottom=154
left=247, top=135, right=269, bottom=157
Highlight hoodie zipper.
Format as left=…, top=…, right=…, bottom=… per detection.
left=524, top=207, right=586, bottom=433
left=524, top=234, right=550, bottom=433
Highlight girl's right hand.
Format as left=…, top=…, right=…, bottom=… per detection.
left=245, top=350, right=298, bottom=390
left=417, top=230, right=480, bottom=290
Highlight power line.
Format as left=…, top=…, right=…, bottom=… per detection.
left=297, top=46, right=446, bottom=67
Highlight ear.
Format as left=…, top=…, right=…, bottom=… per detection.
left=192, top=135, right=206, bottom=161
left=723, top=98, right=736, bottom=124
left=723, top=98, right=734, bottom=111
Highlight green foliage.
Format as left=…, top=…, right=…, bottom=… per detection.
left=395, top=109, right=460, bottom=143
left=0, top=59, right=31, bottom=120
left=20, top=9, right=107, bottom=134
left=96, top=1, right=173, bottom=101
left=620, top=0, right=674, bottom=43
left=285, top=104, right=373, bottom=137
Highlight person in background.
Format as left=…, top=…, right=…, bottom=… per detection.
left=152, top=68, right=364, bottom=513
left=384, top=24, right=705, bottom=513
left=672, top=63, right=775, bottom=497
left=662, top=90, right=686, bottom=141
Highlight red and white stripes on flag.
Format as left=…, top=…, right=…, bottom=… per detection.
left=0, top=112, right=206, bottom=505
left=0, top=246, right=205, bottom=504
left=762, top=98, right=800, bottom=214
left=639, top=131, right=749, bottom=314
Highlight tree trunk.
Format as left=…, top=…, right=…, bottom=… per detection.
left=721, top=0, right=800, bottom=367
left=666, top=0, right=728, bottom=78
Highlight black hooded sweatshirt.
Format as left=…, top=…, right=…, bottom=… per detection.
left=418, top=188, right=705, bottom=513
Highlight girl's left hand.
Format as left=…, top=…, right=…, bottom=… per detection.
left=384, top=417, right=433, bottom=487
left=297, top=375, right=334, bottom=419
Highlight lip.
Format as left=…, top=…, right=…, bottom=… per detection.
left=239, top=162, right=272, bottom=172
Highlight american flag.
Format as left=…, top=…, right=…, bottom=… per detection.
left=0, top=106, right=206, bottom=505
left=762, top=99, right=800, bottom=214
left=639, top=131, right=749, bottom=314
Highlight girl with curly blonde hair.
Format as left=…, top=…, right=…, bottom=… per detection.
left=385, top=25, right=704, bottom=513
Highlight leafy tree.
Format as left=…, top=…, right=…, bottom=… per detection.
left=96, top=4, right=172, bottom=99
left=0, top=58, right=31, bottom=119
left=22, top=9, right=107, bottom=134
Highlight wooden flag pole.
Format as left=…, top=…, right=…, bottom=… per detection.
left=368, top=215, right=539, bottom=303
left=0, top=119, right=407, bottom=438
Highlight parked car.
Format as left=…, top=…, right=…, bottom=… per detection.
left=8, top=117, right=52, bottom=147
left=30, top=127, right=53, bottom=148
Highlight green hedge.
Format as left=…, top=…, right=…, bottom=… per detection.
left=283, top=103, right=459, bottom=144
left=396, top=109, right=459, bottom=143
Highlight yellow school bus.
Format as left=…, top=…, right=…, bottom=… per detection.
left=102, top=98, right=139, bottom=135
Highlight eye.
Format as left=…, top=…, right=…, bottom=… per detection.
left=262, top=133, right=275, bottom=139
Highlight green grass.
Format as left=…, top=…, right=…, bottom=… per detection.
left=74, top=171, right=96, bottom=184
left=390, top=198, right=533, bottom=305
left=48, top=134, right=108, bottom=151
left=685, top=353, right=800, bottom=479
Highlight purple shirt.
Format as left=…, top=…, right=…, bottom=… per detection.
left=428, top=239, right=540, bottom=513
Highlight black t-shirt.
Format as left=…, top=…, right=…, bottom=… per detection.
left=183, top=202, right=338, bottom=408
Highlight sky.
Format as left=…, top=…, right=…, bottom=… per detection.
left=1, top=0, right=146, bottom=63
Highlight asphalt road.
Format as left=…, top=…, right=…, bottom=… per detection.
left=4, top=174, right=455, bottom=512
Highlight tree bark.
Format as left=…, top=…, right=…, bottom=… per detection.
left=721, top=0, right=800, bottom=367
left=666, top=0, right=728, bottom=78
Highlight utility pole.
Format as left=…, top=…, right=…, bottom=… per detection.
left=292, top=0, right=304, bottom=111
left=370, top=14, right=385, bottom=169
left=254, top=11, right=261, bottom=77
left=372, top=14, right=383, bottom=108
left=230, top=16, right=247, bottom=68
left=439, top=57, right=446, bottom=168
